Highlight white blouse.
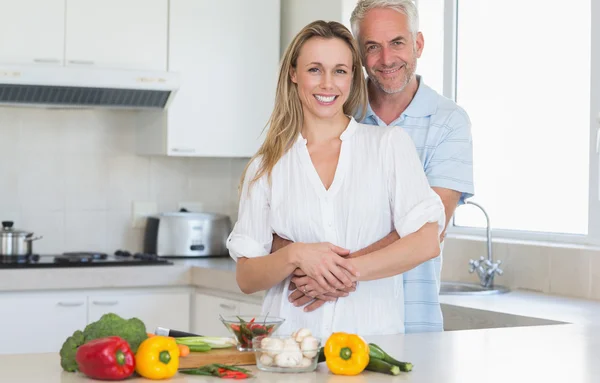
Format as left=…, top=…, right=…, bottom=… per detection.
left=227, top=118, right=445, bottom=339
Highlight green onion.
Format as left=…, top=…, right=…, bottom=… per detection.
left=175, top=337, right=236, bottom=349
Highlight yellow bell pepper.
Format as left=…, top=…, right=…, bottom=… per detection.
left=324, top=332, right=370, bottom=376
left=135, top=335, right=180, bottom=380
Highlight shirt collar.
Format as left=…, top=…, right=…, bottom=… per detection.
left=363, top=75, right=438, bottom=122
left=296, top=116, right=358, bottom=147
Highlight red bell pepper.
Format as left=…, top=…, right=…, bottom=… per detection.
left=75, top=336, right=135, bottom=380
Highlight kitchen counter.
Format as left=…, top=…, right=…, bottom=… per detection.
left=1, top=324, right=598, bottom=383
left=2, top=257, right=600, bottom=327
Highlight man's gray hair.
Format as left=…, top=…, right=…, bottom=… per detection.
left=350, top=0, right=419, bottom=40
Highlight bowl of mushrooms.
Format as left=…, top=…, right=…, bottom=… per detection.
left=252, top=328, right=321, bottom=373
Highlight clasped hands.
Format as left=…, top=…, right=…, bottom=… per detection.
left=276, top=237, right=359, bottom=312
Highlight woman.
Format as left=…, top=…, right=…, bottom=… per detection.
left=227, top=20, right=444, bottom=338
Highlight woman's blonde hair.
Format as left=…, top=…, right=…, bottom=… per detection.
left=239, top=20, right=367, bottom=193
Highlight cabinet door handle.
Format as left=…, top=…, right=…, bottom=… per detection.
left=68, top=59, right=95, bottom=65
left=219, top=303, right=236, bottom=310
left=57, top=301, right=85, bottom=307
left=171, top=147, right=196, bottom=154
left=92, top=300, right=119, bottom=306
left=33, top=58, right=61, bottom=64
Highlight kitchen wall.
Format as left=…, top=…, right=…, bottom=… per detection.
left=0, top=107, right=247, bottom=255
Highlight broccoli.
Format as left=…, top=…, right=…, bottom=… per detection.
left=59, top=330, right=85, bottom=372
left=59, top=313, right=149, bottom=372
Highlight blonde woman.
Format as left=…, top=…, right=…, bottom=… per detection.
left=227, top=21, right=444, bottom=338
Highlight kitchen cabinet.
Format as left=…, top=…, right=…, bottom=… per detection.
left=65, top=0, right=168, bottom=71
left=239, top=302, right=263, bottom=315
left=136, top=0, right=280, bottom=157
left=88, top=291, right=191, bottom=334
left=193, top=294, right=241, bottom=336
left=0, top=0, right=65, bottom=65
left=0, top=288, right=190, bottom=355
left=0, top=292, right=87, bottom=355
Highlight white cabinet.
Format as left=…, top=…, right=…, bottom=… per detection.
left=0, top=288, right=190, bottom=355
left=0, top=0, right=65, bottom=65
left=192, top=293, right=264, bottom=336
left=0, top=0, right=168, bottom=70
left=65, top=0, right=168, bottom=71
left=239, top=302, right=263, bottom=315
left=137, top=0, right=280, bottom=157
left=88, top=291, right=191, bottom=334
left=0, top=292, right=87, bottom=355
left=193, top=294, right=241, bottom=337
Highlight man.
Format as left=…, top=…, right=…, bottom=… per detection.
left=278, top=0, right=474, bottom=333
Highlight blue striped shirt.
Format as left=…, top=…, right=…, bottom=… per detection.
left=360, top=76, right=474, bottom=333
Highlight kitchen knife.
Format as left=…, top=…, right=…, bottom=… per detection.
left=155, top=327, right=203, bottom=338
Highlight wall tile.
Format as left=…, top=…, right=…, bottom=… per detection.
left=107, top=155, right=151, bottom=211
left=441, top=238, right=486, bottom=283
left=549, top=247, right=591, bottom=299
left=17, top=152, right=66, bottom=211
left=187, top=158, right=232, bottom=215
left=61, top=110, right=108, bottom=156
left=106, top=211, right=144, bottom=253
left=20, top=210, right=65, bottom=254
left=17, top=108, right=65, bottom=155
left=64, top=155, right=109, bottom=211
left=589, top=252, right=600, bottom=301
left=503, top=243, right=551, bottom=293
left=150, top=157, right=188, bottom=213
left=64, top=212, right=108, bottom=252
left=0, top=107, right=244, bottom=256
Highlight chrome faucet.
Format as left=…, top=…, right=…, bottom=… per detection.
left=463, top=201, right=503, bottom=288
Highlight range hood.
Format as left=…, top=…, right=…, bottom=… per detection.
left=0, top=65, right=180, bottom=110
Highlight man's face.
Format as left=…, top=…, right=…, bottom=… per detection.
left=359, top=8, right=424, bottom=94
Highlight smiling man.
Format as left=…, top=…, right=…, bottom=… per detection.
left=284, top=0, right=475, bottom=334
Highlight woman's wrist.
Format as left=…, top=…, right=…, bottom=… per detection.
left=285, top=242, right=301, bottom=268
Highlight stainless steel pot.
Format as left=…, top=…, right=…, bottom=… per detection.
left=0, top=221, right=43, bottom=256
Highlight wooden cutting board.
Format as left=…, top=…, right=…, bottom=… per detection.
left=179, top=348, right=256, bottom=369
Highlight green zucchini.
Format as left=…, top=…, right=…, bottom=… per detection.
left=366, top=358, right=401, bottom=375
left=368, top=343, right=413, bottom=372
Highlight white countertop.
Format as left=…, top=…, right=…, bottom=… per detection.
left=1, top=324, right=598, bottom=383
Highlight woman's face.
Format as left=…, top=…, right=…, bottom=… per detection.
left=290, top=37, right=354, bottom=121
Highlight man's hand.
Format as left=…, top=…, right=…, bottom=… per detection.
left=291, top=274, right=356, bottom=298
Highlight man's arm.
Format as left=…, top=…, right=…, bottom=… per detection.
left=432, top=187, right=461, bottom=242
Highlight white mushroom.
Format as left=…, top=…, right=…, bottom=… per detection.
left=275, top=350, right=303, bottom=368
left=294, top=328, right=312, bottom=343
left=300, top=336, right=319, bottom=358
left=298, top=358, right=313, bottom=368
left=283, top=338, right=300, bottom=350
left=263, top=338, right=284, bottom=357
left=259, top=353, right=273, bottom=367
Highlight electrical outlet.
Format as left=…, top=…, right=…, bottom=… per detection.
left=131, top=201, right=158, bottom=229
left=178, top=201, right=205, bottom=212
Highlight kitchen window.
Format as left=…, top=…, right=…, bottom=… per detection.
left=418, top=0, right=600, bottom=245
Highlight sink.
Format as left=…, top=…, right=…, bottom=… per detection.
left=440, top=281, right=510, bottom=295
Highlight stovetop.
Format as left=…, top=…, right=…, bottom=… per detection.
left=0, top=251, right=173, bottom=269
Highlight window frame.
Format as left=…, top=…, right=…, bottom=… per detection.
left=442, top=0, right=600, bottom=246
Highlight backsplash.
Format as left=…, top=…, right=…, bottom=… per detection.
left=0, top=107, right=247, bottom=254
left=442, top=237, right=600, bottom=302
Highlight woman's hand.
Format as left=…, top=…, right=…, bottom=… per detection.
left=291, top=242, right=359, bottom=292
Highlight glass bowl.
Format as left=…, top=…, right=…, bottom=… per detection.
left=219, top=315, right=285, bottom=351
left=252, top=335, right=321, bottom=373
